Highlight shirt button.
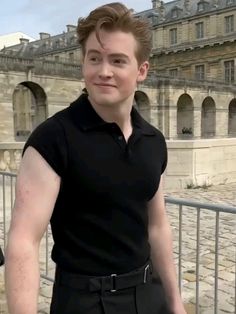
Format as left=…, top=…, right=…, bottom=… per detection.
left=118, top=135, right=123, bottom=140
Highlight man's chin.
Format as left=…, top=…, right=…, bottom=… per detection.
left=89, top=95, right=118, bottom=107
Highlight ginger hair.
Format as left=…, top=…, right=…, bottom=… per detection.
left=77, top=2, right=152, bottom=65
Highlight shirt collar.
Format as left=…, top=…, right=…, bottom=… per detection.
left=69, top=93, right=156, bottom=136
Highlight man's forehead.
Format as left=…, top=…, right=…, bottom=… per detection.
left=84, top=30, right=137, bottom=55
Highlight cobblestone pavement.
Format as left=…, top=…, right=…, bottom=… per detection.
left=0, top=182, right=235, bottom=313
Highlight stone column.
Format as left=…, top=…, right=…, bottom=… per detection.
left=168, top=103, right=177, bottom=139
left=193, top=105, right=202, bottom=139
left=215, top=108, right=228, bottom=137
left=150, top=105, right=158, bottom=128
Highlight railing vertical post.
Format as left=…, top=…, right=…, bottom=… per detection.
left=45, top=227, right=49, bottom=277
left=214, top=211, right=219, bottom=314
left=234, top=248, right=236, bottom=314
left=2, top=174, right=6, bottom=251
left=196, top=207, right=201, bottom=314
left=10, top=175, right=14, bottom=217
left=178, top=204, right=183, bottom=294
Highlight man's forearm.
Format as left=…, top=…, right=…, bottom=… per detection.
left=149, top=223, right=181, bottom=305
left=5, top=238, right=40, bottom=314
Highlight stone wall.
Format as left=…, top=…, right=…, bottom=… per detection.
left=0, top=143, right=23, bottom=172
left=1, top=139, right=236, bottom=191
left=0, top=69, right=84, bottom=142
left=165, top=138, right=236, bottom=190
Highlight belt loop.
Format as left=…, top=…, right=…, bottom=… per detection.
left=143, top=264, right=150, bottom=283
left=110, top=274, right=117, bottom=292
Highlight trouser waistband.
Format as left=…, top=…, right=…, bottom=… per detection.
left=55, top=261, right=157, bottom=293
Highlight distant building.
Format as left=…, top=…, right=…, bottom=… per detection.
left=0, top=0, right=236, bottom=188
left=2, top=0, right=236, bottom=84
left=0, top=32, right=35, bottom=50
left=135, top=0, right=236, bottom=83
left=0, top=25, right=80, bottom=63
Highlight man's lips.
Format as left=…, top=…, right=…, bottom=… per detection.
left=94, top=83, right=116, bottom=87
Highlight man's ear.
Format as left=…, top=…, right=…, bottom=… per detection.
left=137, top=61, right=149, bottom=83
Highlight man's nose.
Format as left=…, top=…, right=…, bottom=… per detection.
left=98, top=62, right=113, bottom=78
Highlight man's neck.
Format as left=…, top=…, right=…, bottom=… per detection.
left=88, top=96, right=134, bottom=138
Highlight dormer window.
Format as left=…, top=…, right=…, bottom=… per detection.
left=55, top=41, right=60, bottom=48
left=198, top=3, right=204, bottom=11
left=171, top=6, right=182, bottom=19
left=172, top=9, right=178, bottom=18
left=197, top=1, right=209, bottom=12
left=226, top=0, right=234, bottom=5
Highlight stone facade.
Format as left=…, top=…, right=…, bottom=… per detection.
left=140, top=0, right=236, bottom=84
left=0, top=56, right=84, bottom=142
left=0, top=0, right=235, bottom=189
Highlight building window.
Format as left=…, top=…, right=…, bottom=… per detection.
left=69, top=52, right=74, bottom=61
left=224, top=60, right=235, bottom=83
left=55, top=55, right=60, bottom=61
left=169, top=68, right=178, bottom=77
left=198, top=2, right=205, bottom=11
left=171, top=9, right=178, bottom=18
left=196, top=22, right=204, bottom=39
left=226, top=0, right=234, bottom=5
left=195, top=65, right=205, bottom=80
left=170, top=28, right=178, bottom=45
left=225, top=15, right=234, bottom=33
left=197, top=1, right=209, bottom=12
left=54, top=40, right=60, bottom=48
left=13, top=85, right=36, bottom=141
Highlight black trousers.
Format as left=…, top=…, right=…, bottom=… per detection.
left=50, top=268, right=171, bottom=314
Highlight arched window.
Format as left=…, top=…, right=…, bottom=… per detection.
left=134, top=90, right=151, bottom=123
left=177, top=94, right=194, bottom=139
left=201, top=97, right=216, bottom=138
left=228, top=100, right=236, bottom=136
left=13, top=82, right=47, bottom=141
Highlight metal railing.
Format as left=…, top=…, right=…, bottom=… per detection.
left=165, top=196, right=236, bottom=314
left=0, top=171, right=236, bottom=313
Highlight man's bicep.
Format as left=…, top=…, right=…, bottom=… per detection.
left=10, top=146, right=61, bottom=242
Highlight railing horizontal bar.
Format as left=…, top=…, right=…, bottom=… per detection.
left=165, top=196, right=236, bottom=214
left=40, top=274, right=54, bottom=283
left=0, top=171, right=17, bottom=177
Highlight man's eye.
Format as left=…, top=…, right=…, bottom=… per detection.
left=113, top=59, right=125, bottom=64
left=89, top=56, right=100, bottom=62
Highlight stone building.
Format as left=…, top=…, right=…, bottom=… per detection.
left=1, top=0, right=236, bottom=140
left=0, top=0, right=236, bottom=189
left=0, top=25, right=80, bottom=63
left=135, top=0, right=236, bottom=139
left=0, top=32, right=35, bottom=50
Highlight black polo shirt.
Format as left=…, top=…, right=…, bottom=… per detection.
left=23, top=93, right=167, bottom=275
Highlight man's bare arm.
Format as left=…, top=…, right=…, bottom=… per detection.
left=148, top=176, right=186, bottom=314
left=5, top=147, right=61, bottom=314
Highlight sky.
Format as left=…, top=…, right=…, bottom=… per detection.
left=0, top=0, right=172, bottom=39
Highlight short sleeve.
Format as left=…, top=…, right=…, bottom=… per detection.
left=161, top=135, right=168, bottom=174
left=22, top=117, right=68, bottom=177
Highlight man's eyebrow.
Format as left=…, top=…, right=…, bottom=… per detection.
left=87, top=49, right=129, bottom=59
left=109, top=53, right=129, bottom=59
left=87, top=49, right=101, bottom=55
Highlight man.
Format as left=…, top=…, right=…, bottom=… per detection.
left=5, top=3, right=186, bottom=314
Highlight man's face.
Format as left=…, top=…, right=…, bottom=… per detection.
left=82, top=29, right=149, bottom=108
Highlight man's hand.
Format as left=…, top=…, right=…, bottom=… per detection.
left=168, top=297, right=187, bottom=314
